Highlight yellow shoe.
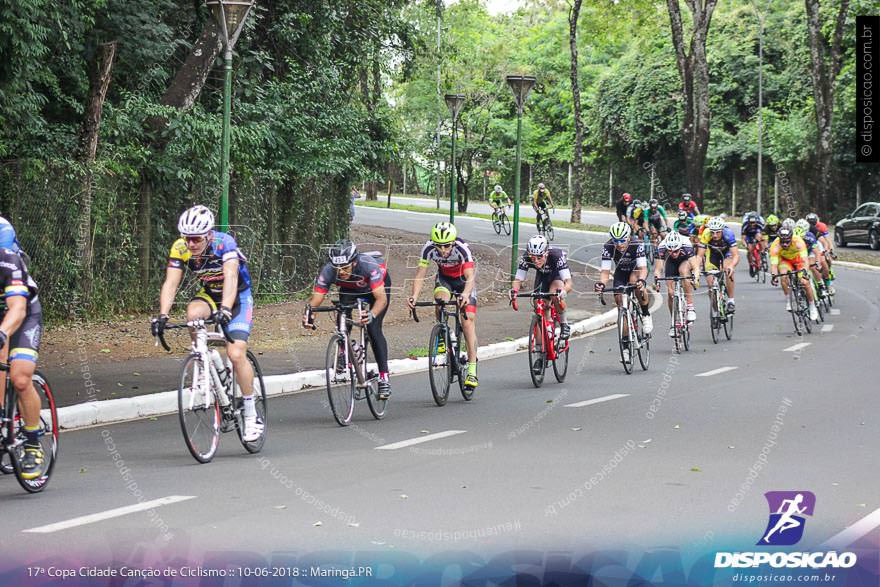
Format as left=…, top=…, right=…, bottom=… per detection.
left=436, top=340, right=446, bottom=355
left=19, top=445, right=45, bottom=480
left=464, top=373, right=478, bottom=389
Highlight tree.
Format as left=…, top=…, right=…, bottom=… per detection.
left=666, top=0, right=719, bottom=206
left=567, top=0, right=585, bottom=223
left=804, top=0, right=849, bottom=214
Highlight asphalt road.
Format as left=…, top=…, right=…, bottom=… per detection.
left=1, top=206, right=877, bottom=569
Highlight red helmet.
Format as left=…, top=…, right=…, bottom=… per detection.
left=622, top=193, right=632, bottom=203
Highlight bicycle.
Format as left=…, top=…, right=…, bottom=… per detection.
left=156, top=317, right=267, bottom=463
left=809, top=265, right=829, bottom=320
left=600, top=284, right=650, bottom=374
left=749, top=242, right=768, bottom=283
left=702, top=269, right=733, bottom=343
left=0, top=363, right=58, bottom=493
left=638, top=227, right=655, bottom=273
left=411, top=294, right=474, bottom=406
left=512, top=291, right=569, bottom=388
left=308, top=300, right=386, bottom=426
left=777, top=269, right=812, bottom=335
left=536, top=206, right=555, bottom=241
left=655, top=275, right=695, bottom=354
left=491, top=206, right=511, bottom=236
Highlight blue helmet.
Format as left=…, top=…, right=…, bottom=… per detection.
left=0, top=217, right=20, bottom=252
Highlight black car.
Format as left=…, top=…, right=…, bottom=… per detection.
left=835, top=202, right=880, bottom=250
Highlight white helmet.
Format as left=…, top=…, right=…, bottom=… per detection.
left=178, top=205, right=214, bottom=236
left=782, top=217, right=796, bottom=230
left=526, top=234, right=549, bottom=256
left=494, top=184, right=502, bottom=193
left=707, top=216, right=725, bottom=231
left=664, top=232, right=684, bottom=251
left=795, top=219, right=810, bottom=233
left=609, top=221, right=632, bottom=241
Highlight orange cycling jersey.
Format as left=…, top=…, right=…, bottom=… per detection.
left=769, top=235, right=808, bottom=266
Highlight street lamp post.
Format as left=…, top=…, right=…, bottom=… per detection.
left=444, top=93, right=466, bottom=223
left=206, top=0, right=254, bottom=231
left=505, top=75, right=536, bottom=278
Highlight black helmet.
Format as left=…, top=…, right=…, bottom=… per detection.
left=649, top=198, right=658, bottom=207
left=328, top=239, right=358, bottom=267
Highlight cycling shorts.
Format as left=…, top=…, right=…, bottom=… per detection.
left=192, top=288, right=254, bottom=342
left=434, top=274, right=477, bottom=314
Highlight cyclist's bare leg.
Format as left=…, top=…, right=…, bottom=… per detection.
left=7, top=358, right=39, bottom=429
left=549, top=278, right=567, bottom=322
left=724, top=257, right=737, bottom=299
left=679, top=261, right=695, bottom=306
left=461, top=309, right=477, bottom=363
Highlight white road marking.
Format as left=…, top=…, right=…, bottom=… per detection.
left=820, top=507, right=880, bottom=550
left=23, top=495, right=195, bottom=534
left=830, top=309, right=841, bottom=315
left=695, top=366, right=738, bottom=377
left=565, top=394, right=629, bottom=408
left=783, top=342, right=811, bottom=352
left=375, top=430, right=466, bottom=450
left=821, top=324, right=834, bottom=333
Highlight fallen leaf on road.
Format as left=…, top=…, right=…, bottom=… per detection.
left=133, top=372, right=141, bottom=376
left=728, top=446, right=735, bottom=449
left=274, top=505, right=287, bottom=509
left=148, top=417, right=158, bottom=421
left=400, top=494, right=408, bottom=500
left=100, top=348, right=111, bottom=353
left=313, top=521, right=323, bottom=526
left=349, top=522, right=360, bottom=527
left=673, top=424, right=680, bottom=429
left=690, top=467, right=701, bottom=472
left=570, top=427, right=582, bottom=431
left=641, top=438, right=652, bottom=444
left=420, top=430, right=430, bottom=434
left=80, top=468, right=87, bottom=474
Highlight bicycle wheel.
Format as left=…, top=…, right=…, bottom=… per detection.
left=672, top=294, right=682, bottom=354
left=636, top=312, right=651, bottom=370
left=325, top=334, right=355, bottom=426
left=788, top=286, right=802, bottom=335
left=363, top=337, right=387, bottom=419
left=722, top=286, right=733, bottom=340
left=800, top=287, right=812, bottom=334
left=552, top=336, right=569, bottom=383
left=428, top=324, right=452, bottom=406
left=233, top=351, right=268, bottom=453
left=8, top=372, right=59, bottom=493
left=178, top=354, right=221, bottom=463
left=618, top=308, right=634, bottom=374
left=492, top=213, right=502, bottom=235
left=709, top=288, right=720, bottom=344
left=546, top=222, right=555, bottom=241
left=502, top=213, right=511, bottom=235
left=528, top=314, right=547, bottom=387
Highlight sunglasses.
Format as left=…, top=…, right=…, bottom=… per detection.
left=434, top=243, right=454, bottom=250
left=612, top=238, right=629, bottom=244
left=184, top=235, right=207, bottom=244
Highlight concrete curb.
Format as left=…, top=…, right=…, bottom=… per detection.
left=56, top=308, right=618, bottom=430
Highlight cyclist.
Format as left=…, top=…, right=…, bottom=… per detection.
left=407, top=222, right=479, bottom=390
left=489, top=185, right=512, bottom=218
left=532, top=182, right=555, bottom=229
left=769, top=226, right=819, bottom=321
left=741, top=213, right=766, bottom=277
left=0, top=227, right=44, bottom=479
left=153, top=205, right=263, bottom=442
left=694, top=214, right=710, bottom=239
left=696, top=216, right=740, bottom=315
left=805, top=213, right=835, bottom=293
left=678, top=193, right=700, bottom=218
left=763, top=214, right=781, bottom=247
left=653, top=232, right=698, bottom=337
left=645, top=198, right=670, bottom=244
left=595, top=222, right=654, bottom=357
left=795, top=220, right=827, bottom=299
left=509, top=235, right=573, bottom=339
left=616, top=192, right=633, bottom=222
left=303, top=240, right=392, bottom=399
left=629, top=200, right=648, bottom=237
left=674, top=210, right=696, bottom=241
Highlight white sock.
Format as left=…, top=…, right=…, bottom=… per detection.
left=728, top=297, right=735, bottom=304
left=243, top=395, right=256, bottom=418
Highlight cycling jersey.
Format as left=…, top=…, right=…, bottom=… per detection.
left=168, top=231, right=252, bottom=299
left=418, top=239, right=475, bottom=279
left=515, top=248, right=572, bottom=289
left=698, top=225, right=737, bottom=253
left=615, top=199, right=630, bottom=220
left=647, top=206, right=668, bottom=221
left=0, top=248, right=42, bottom=362
left=674, top=219, right=696, bottom=236
left=489, top=191, right=509, bottom=205
left=678, top=201, right=699, bottom=216
left=532, top=189, right=551, bottom=206
left=314, top=252, right=388, bottom=296
left=801, top=231, right=819, bottom=255
left=770, top=236, right=808, bottom=263
left=741, top=221, right=765, bottom=243
left=657, top=241, right=696, bottom=277
left=764, top=224, right=780, bottom=241
left=601, top=240, right=647, bottom=273
left=809, top=221, right=829, bottom=239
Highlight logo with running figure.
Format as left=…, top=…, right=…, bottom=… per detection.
left=758, top=491, right=816, bottom=546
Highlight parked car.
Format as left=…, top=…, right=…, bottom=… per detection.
left=835, top=202, right=880, bottom=250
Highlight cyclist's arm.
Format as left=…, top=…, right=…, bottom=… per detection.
left=546, top=193, right=555, bottom=207
left=460, top=265, right=476, bottom=302
left=0, top=295, right=27, bottom=345
left=221, top=258, right=240, bottom=311
left=306, top=291, right=325, bottom=309
left=158, top=266, right=184, bottom=316
left=369, top=283, right=388, bottom=317
left=410, top=264, right=429, bottom=301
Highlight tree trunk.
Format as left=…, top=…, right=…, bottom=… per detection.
left=137, top=173, right=152, bottom=284
left=666, top=0, right=718, bottom=209
left=568, top=0, right=584, bottom=223
left=804, top=0, right=849, bottom=215
left=79, top=41, right=117, bottom=295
